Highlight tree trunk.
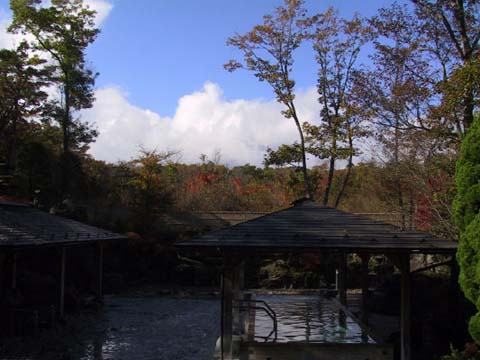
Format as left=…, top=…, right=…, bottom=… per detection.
left=61, top=80, right=71, bottom=196
left=463, top=87, right=474, bottom=132
left=6, top=102, right=19, bottom=170
left=394, top=122, right=406, bottom=229
left=323, top=120, right=338, bottom=207
left=324, top=155, right=336, bottom=207
left=334, top=132, right=354, bottom=208
left=292, top=111, right=312, bottom=199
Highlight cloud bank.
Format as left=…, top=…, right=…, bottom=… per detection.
left=84, top=83, right=321, bottom=166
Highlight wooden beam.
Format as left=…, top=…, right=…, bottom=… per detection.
left=59, top=247, right=66, bottom=319
left=360, top=254, right=370, bottom=325
left=96, top=242, right=104, bottom=301
left=338, top=252, right=347, bottom=305
left=411, top=258, right=452, bottom=275
left=399, top=254, right=411, bottom=360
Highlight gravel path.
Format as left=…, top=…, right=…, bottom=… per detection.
left=0, top=296, right=220, bottom=360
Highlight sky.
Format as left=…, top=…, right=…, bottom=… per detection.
left=0, top=0, right=402, bottom=166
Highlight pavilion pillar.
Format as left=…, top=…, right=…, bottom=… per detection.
left=3, top=252, right=17, bottom=291
left=221, top=258, right=234, bottom=360
left=11, top=252, right=17, bottom=290
left=233, top=260, right=244, bottom=336
left=0, top=252, right=4, bottom=301
left=338, top=252, right=347, bottom=305
left=96, top=242, right=104, bottom=301
left=360, top=253, right=370, bottom=325
left=59, top=247, right=66, bottom=319
left=399, top=254, right=411, bottom=360
left=238, top=260, right=245, bottom=291
left=449, top=259, right=460, bottom=308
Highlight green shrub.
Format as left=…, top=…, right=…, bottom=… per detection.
left=442, top=343, right=480, bottom=359
left=454, top=115, right=480, bottom=343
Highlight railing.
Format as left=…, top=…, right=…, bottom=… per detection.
left=234, top=299, right=278, bottom=342
left=1, top=305, right=55, bottom=336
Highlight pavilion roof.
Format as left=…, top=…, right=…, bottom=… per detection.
left=177, top=201, right=457, bottom=254
left=0, top=202, right=126, bottom=248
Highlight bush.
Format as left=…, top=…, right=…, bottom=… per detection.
left=442, top=343, right=480, bottom=360
left=454, top=116, right=480, bottom=343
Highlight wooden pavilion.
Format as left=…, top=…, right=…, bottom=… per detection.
left=178, top=200, right=458, bottom=360
left=0, top=200, right=126, bottom=328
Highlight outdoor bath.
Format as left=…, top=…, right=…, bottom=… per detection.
left=254, top=295, right=374, bottom=343
left=235, top=294, right=392, bottom=360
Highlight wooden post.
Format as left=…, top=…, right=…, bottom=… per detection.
left=232, top=261, right=244, bottom=336
left=0, top=252, right=4, bottom=301
left=11, top=252, right=17, bottom=289
left=96, top=242, right=104, bottom=301
left=399, top=254, right=411, bottom=360
left=239, top=260, right=245, bottom=291
left=449, top=259, right=460, bottom=307
left=360, top=254, right=370, bottom=325
left=222, top=261, right=234, bottom=359
left=243, top=292, right=255, bottom=341
left=59, top=247, right=66, bottom=319
left=338, top=252, right=347, bottom=305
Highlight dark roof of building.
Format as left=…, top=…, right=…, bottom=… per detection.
left=0, top=202, right=126, bottom=248
left=177, top=201, right=457, bottom=254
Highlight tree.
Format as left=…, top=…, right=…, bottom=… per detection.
left=307, top=9, right=370, bottom=207
left=453, top=115, right=480, bottom=343
left=352, top=3, right=446, bottom=227
left=0, top=42, right=49, bottom=169
left=224, top=0, right=312, bottom=199
left=264, top=143, right=303, bottom=168
left=9, top=0, right=99, bottom=193
left=130, top=149, right=176, bottom=211
left=411, top=0, right=479, bottom=132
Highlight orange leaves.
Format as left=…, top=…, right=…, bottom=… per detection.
left=223, top=59, right=242, bottom=72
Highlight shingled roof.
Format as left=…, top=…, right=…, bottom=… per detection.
left=177, top=201, right=457, bottom=254
left=0, top=202, right=126, bottom=248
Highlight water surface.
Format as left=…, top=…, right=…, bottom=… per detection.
left=1, top=295, right=220, bottom=360
left=254, top=295, right=374, bottom=344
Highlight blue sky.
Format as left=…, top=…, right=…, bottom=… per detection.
left=0, top=0, right=404, bottom=165
left=89, top=0, right=398, bottom=116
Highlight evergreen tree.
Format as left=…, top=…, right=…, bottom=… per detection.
left=9, top=0, right=99, bottom=194
left=454, top=115, right=480, bottom=342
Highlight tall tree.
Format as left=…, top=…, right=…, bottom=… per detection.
left=9, top=0, right=99, bottom=193
left=224, top=0, right=312, bottom=199
left=303, top=9, right=369, bottom=206
left=0, top=41, right=49, bottom=169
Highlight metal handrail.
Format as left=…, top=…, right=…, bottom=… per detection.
left=234, top=299, right=278, bottom=342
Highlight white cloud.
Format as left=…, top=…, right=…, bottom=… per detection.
left=0, top=9, right=26, bottom=49
left=84, top=83, right=321, bottom=166
left=83, top=0, right=113, bottom=27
